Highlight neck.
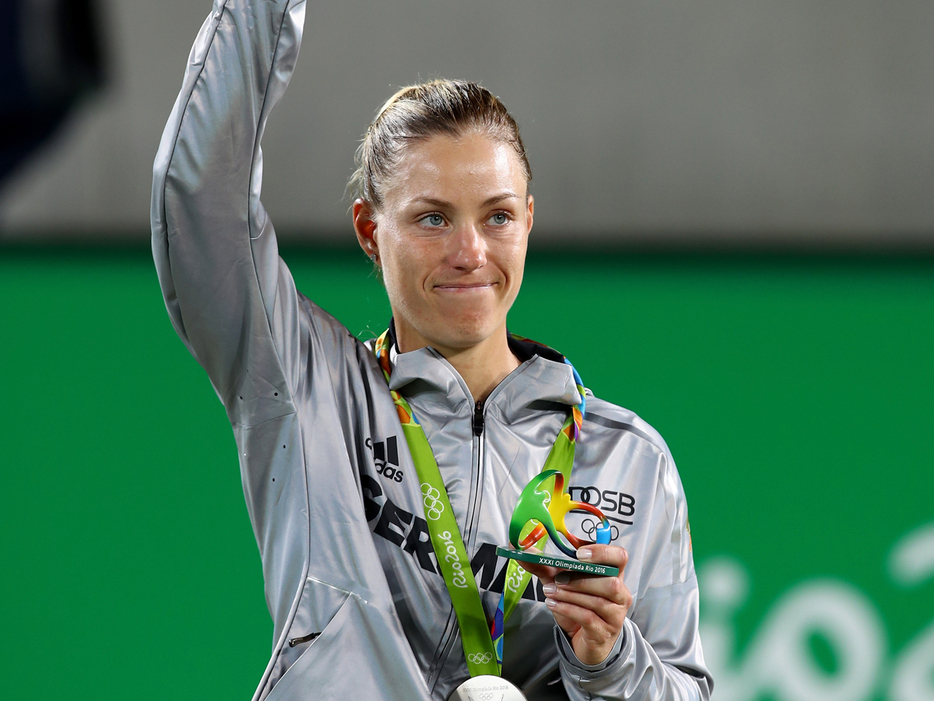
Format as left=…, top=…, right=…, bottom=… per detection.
left=395, top=324, right=519, bottom=403
left=443, top=340, right=520, bottom=403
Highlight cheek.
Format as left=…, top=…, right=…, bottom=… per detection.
left=380, top=244, right=427, bottom=306
left=503, top=242, right=528, bottom=282
left=381, top=259, right=408, bottom=303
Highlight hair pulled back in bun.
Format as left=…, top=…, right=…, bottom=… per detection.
left=349, top=79, right=531, bottom=210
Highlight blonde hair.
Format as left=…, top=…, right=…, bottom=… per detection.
left=348, top=79, right=531, bottom=210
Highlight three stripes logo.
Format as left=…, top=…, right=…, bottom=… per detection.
left=367, top=436, right=404, bottom=483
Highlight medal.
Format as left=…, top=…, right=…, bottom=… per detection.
left=449, top=675, right=527, bottom=701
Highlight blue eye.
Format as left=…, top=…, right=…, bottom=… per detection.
left=421, top=214, right=445, bottom=227
left=488, top=212, right=509, bottom=226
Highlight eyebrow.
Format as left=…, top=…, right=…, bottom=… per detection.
left=412, top=192, right=522, bottom=209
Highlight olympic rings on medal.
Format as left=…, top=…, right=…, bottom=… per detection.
left=467, top=652, right=493, bottom=665
left=422, top=483, right=445, bottom=521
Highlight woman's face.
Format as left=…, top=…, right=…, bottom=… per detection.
left=355, top=132, right=533, bottom=356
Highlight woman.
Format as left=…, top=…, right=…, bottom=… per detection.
left=152, top=1, right=711, bottom=699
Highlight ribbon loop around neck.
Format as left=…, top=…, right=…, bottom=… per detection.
left=373, top=329, right=586, bottom=677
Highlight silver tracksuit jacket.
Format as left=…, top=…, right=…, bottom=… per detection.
left=151, top=1, right=713, bottom=699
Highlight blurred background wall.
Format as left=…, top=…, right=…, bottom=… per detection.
left=1, top=0, right=933, bottom=247
left=1, top=2, right=932, bottom=701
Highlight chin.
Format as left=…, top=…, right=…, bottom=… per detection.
left=432, top=318, right=502, bottom=350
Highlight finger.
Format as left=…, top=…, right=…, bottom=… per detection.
left=545, top=594, right=621, bottom=662
left=577, top=544, right=629, bottom=570
left=544, top=587, right=629, bottom=631
left=552, top=570, right=632, bottom=607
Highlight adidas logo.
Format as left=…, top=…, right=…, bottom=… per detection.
left=367, top=435, right=404, bottom=483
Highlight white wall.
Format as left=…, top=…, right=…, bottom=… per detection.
left=2, top=0, right=932, bottom=246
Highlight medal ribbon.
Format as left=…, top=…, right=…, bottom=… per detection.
left=374, top=330, right=585, bottom=677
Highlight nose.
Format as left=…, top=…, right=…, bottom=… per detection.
left=447, top=222, right=487, bottom=272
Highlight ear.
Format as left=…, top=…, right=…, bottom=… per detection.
left=353, top=198, right=379, bottom=261
left=525, top=194, right=534, bottom=236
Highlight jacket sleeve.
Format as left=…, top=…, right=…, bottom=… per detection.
left=556, top=447, right=713, bottom=700
left=150, top=0, right=308, bottom=423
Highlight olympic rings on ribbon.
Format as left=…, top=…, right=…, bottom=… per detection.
left=422, top=483, right=445, bottom=521
left=468, top=652, right=493, bottom=664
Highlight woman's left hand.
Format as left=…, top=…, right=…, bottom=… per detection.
left=518, top=544, right=633, bottom=665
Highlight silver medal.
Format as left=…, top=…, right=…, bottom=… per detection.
left=448, top=675, right=527, bottom=701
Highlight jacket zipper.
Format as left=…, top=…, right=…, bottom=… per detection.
left=428, top=400, right=486, bottom=691
left=467, top=399, right=485, bottom=553
left=467, top=400, right=485, bottom=546
left=472, top=400, right=485, bottom=436
left=288, top=632, right=320, bottom=647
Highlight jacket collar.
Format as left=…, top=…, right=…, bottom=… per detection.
left=383, top=320, right=582, bottom=422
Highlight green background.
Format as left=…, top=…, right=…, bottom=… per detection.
left=1, top=247, right=931, bottom=699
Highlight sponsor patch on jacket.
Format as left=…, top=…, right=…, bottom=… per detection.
left=366, top=435, right=404, bottom=483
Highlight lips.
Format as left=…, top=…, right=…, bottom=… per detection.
left=433, top=280, right=498, bottom=290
